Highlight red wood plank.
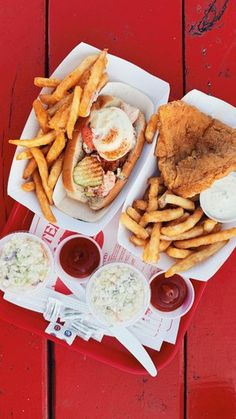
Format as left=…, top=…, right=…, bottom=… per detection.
left=185, top=2, right=236, bottom=418
left=0, top=2, right=48, bottom=418
left=0, top=321, right=48, bottom=419
left=54, top=344, right=184, bottom=419
left=0, top=0, right=46, bottom=225
left=48, top=0, right=183, bottom=101
left=49, top=1, right=184, bottom=417
left=185, top=0, right=236, bottom=104
left=186, top=264, right=236, bottom=419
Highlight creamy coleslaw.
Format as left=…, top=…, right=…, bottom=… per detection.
left=87, top=264, right=150, bottom=326
left=0, top=234, right=51, bottom=291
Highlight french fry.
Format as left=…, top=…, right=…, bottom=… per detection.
left=16, top=149, right=33, bottom=160
left=148, top=176, right=163, bottom=185
left=160, top=225, right=205, bottom=241
left=139, top=207, right=184, bottom=227
left=48, top=102, right=71, bottom=131
left=120, top=213, right=149, bottom=240
left=174, top=227, right=236, bottom=249
left=34, top=77, right=61, bottom=88
left=204, top=219, right=218, bottom=233
left=159, top=191, right=195, bottom=211
left=159, top=240, right=172, bottom=252
left=46, top=132, right=66, bottom=164
left=23, top=158, right=37, bottom=179
left=190, top=194, right=200, bottom=202
left=133, top=199, right=148, bottom=211
left=211, top=224, right=222, bottom=234
left=129, top=237, right=171, bottom=251
left=48, top=153, right=64, bottom=190
left=21, top=181, right=35, bottom=192
left=33, top=99, right=49, bottom=133
left=166, top=212, right=190, bottom=227
left=36, top=128, right=44, bottom=137
left=47, top=93, right=73, bottom=117
left=165, top=241, right=228, bottom=277
left=145, top=113, right=158, bottom=143
left=166, top=247, right=193, bottom=259
left=129, top=235, right=148, bottom=247
left=161, top=208, right=203, bottom=237
left=126, top=206, right=142, bottom=223
left=143, top=187, right=150, bottom=201
left=77, top=68, right=91, bottom=89
left=53, top=54, right=98, bottom=101
left=78, top=50, right=108, bottom=117
left=145, top=226, right=153, bottom=235
left=39, top=94, right=58, bottom=105
left=143, top=223, right=161, bottom=263
left=22, top=145, right=50, bottom=179
left=78, top=68, right=108, bottom=93
left=97, top=72, right=109, bottom=92
left=30, top=147, right=53, bottom=205
left=66, top=86, right=82, bottom=139
left=33, top=171, right=56, bottom=224
left=147, top=177, right=159, bottom=212
left=9, top=130, right=57, bottom=148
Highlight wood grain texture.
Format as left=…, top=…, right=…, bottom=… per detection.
left=48, top=1, right=185, bottom=417
left=49, top=0, right=183, bottom=101
left=0, top=322, right=48, bottom=419
left=0, top=2, right=48, bottom=418
left=185, top=1, right=236, bottom=417
left=54, top=344, right=184, bottom=419
left=185, top=0, right=236, bottom=105
left=0, top=0, right=46, bottom=226
left=186, top=257, right=236, bottom=419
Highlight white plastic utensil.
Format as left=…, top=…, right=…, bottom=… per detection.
left=110, top=326, right=157, bottom=377
left=3, top=288, right=89, bottom=315
left=3, top=289, right=47, bottom=313
left=56, top=275, right=86, bottom=301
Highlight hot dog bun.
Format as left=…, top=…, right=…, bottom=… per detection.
left=62, top=94, right=146, bottom=210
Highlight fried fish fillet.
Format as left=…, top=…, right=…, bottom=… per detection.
left=155, top=101, right=236, bottom=197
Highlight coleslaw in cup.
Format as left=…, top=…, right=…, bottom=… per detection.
left=0, top=232, right=54, bottom=293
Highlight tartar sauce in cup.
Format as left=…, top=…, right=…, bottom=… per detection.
left=200, top=173, right=236, bottom=223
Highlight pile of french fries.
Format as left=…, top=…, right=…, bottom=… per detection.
left=8, top=50, right=108, bottom=223
left=120, top=176, right=236, bottom=277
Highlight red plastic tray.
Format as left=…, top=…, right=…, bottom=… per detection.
left=0, top=203, right=207, bottom=375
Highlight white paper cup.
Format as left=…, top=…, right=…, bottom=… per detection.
left=0, top=232, right=54, bottom=294
left=86, top=262, right=151, bottom=327
left=200, top=173, right=236, bottom=223
left=149, top=271, right=195, bottom=319
left=54, top=234, right=103, bottom=284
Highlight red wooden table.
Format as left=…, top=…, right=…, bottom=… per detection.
left=0, top=1, right=236, bottom=418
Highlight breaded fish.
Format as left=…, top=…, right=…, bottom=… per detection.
left=155, top=101, right=236, bottom=197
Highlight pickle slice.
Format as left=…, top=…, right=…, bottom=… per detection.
left=73, top=156, right=103, bottom=187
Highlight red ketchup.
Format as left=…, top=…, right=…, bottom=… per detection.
left=150, top=273, right=188, bottom=312
left=59, top=237, right=101, bottom=279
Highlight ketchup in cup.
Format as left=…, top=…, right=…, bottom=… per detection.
left=57, top=235, right=102, bottom=281
left=150, top=272, right=188, bottom=312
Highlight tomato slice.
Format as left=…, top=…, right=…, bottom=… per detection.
left=81, top=126, right=95, bottom=150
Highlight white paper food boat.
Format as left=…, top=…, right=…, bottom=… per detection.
left=118, top=89, right=236, bottom=281
left=8, top=42, right=170, bottom=235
